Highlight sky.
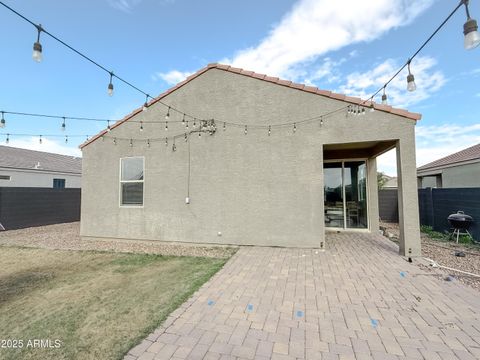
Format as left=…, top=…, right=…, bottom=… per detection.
left=0, top=0, right=479, bottom=175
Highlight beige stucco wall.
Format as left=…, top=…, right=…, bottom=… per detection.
left=81, top=68, right=419, bottom=251
left=0, top=168, right=81, bottom=188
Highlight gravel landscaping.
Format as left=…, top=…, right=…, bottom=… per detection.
left=380, top=221, right=480, bottom=291
left=0, top=222, right=237, bottom=259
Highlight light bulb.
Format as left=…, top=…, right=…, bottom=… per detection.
left=129, top=139, right=133, bottom=147
left=165, top=107, right=170, bottom=120
left=39, top=135, right=42, bottom=144
left=140, top=122, right=144, bottom=132
left=143, top=102, right=148, bottom=112
left=407, top=74, right=416, bottom=92
left=147, top=139, right=150, bottom=147
left=165, top=122, right=168, bottom=131
left=6, top=134, right=9, bottom=144
left=244, top=125, right=248, bottom=135
left=381, top=94, right=387, bottom=105
left=61, top=120, right=66, bottom=132
left=108, top=83, right=114, bottom=96
left=0, top=115, right=5, bottom=129
left=65, top=136, right=68, bottom=143
left=464, top=18, right=480, bottom=49
left=32, top=42, right=42, bottom=62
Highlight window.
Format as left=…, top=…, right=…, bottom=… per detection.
left=53, top=178, right=66, bottom=188
left=0, top=175, right=11, bottom=180
left=120, top=157, right=144, bottom=206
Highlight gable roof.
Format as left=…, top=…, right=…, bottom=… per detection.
left=417, top=143, right=480, bottom=172
left=0, top=145, right=81, bottom=174
left=80, top=63, right=422, bottom=149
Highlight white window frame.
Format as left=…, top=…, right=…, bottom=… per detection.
left=119, top=156, right=145, bottom=208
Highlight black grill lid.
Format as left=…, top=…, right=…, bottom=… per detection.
left=448, top=211, right=474, bottom=222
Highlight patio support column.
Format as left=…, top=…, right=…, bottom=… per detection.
left=318, top=146, right=325, bottom=248
left=396, top=138, right=421, bottom=256
left=367, top=157, right=379, bottom=233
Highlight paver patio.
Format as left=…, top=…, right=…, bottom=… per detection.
left=126, top=233, right=480, bottom=360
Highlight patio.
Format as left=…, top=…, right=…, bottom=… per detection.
left=126, top=233, right=480, bottom=360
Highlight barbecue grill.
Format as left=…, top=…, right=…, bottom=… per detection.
left=447, top=211, right=474, bottom=243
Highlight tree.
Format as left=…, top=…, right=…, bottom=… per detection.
left=377, top=172, right=388, bottom=190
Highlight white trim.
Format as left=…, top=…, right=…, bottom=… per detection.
left=119, top=156, right=145, bottom=208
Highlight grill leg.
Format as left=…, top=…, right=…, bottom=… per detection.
left=456, top=229, right=460, bottom=244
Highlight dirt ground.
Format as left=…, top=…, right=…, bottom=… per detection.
left=380, top=221, right=480, bottom=291
left=0, top=222, right=236, bottom=259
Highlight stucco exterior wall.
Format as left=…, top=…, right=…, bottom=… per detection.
left=442, top=163, right=480, bottom=188
left=80, top=68, right=419, bottom=249
left=0, top=168, right=81, bottom=188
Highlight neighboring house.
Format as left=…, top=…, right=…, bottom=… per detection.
left=0, top=145, right=81, bottom=188
left=80, top=63, right=421, bottom=256
left=383, top=175, right=398, bottom=188
left=417, top=143, right=480, bottom=188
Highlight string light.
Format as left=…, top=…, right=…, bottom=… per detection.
left=293, top=123, right=297, bottom=133
left=244, top=125, right=248, bottom=135
left=61, top=117, right=66, bottom=131
left=186, top=121, right=189, bottom=129
left=268, top=125, right=271, bottom=136
left=6, top=133, right=9, bottom=144
left=129, top=138, right=133, bottom=147
left=182, top=114, right=186, bottom=125
left=320, top=117, right=324, bottom=126
left=147, top=139, right=150, bottom=147
left=165, top=121, right=168, bottom=131
left=65, top=135, right=68, bottom=143
left=184, top=133, right=188, bottom=142
left=370, top=101, right=375, bottom=112
left=165, top=106, right=170, bottom=120
left=140, top=121, right=144, bottom=132
left=107, top=120, right=111, bottom=132
left=193, top=119, right=196, bottom=128
left=113, top=137, right=116, bottom=145
left=107, top=72, right=114, bottom=96
left=32, top=24, right=43, bottom=62
left=143, top=95, right=149, bottom=112
left=0, top=112, right=5, bottom=128
left=165, top=137, right=168, bottom=146
left=223, top=122, right=226, bottom=131
left=406, top=60, right=416, bottom=92
left=39, top=135, right=42, bottom=144
left=381, top=87, right=388, bottom=105
left=172, top=139, right=176, bottom=151
left=463, top=0, right=480, bottom=49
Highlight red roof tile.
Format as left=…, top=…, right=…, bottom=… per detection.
left=80, top=63, right=422, bottom=149
left=418, top=143, right=480, bottom=171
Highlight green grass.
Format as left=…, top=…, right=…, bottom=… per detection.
left=0, top=247, right=228, bottom=360
left=420, top=225, right=477, bottom=245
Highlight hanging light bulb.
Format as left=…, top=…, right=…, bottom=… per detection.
left=406, top=60, right=416, bottom=92
left=172, top=140, right=176, bottom=152
left=244, top=125, right=248, bottom=135
left=147, top=139, right=150, bottom=147
left=381, top=87, right=388, bottom=105
left=198, top=130, right=202, bottom=137
left=61, top=117, right=66, bottom=132
left=165, top=137, right=168, bottom=146
left=113, top=137, right=117, bottom=145
left=320, top=117, right=324, bottom=126
left=65, top=135, right=68, bottom=143
left=143, top=95, right=149, bottom=112
left=223, top=122, right=226, bottom=131
left=361, top=107, right=366, bottom=116
left=0, top=112, right=5, bottom=128
left=186, top=121, right=189, bottom=129
left=182, top=114, right=186, bottom=125
left=39, top=135, right=42, bottom=144
left=184, top=133, right=188, bottom=142
left=370, top=101, right=375, bottom=112
left=463, top=0, right=480, bottom=49
left=165, top=107, right=170, bottom=120
left=140, top=121, right=144, bottom=132
left=32, top=24, right=43, bottom=62
left=129, top=138, right=133, bottom=147
left=268, top=125, right=271, bottom=136
left=6, top=134, right=9, bottom=144
left=107, top=72, right=114, bottom=96
left=165, top=121, right=168, bottom=131
left=193, top=119, right=196, bottom=128
left=293, top=123, right=297, bottom=133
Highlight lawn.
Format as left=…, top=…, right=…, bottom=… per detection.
left=0, top=246, right=228, bottom=360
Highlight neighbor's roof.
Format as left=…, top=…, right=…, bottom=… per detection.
left=81, top=63, right=422, bottom=149
left=418, top=143, right=480, bottom=172
left=0, top=145, right=81, bottom=174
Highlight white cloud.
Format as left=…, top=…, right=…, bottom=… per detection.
left=338, top=56, right=445, bottom=108
left=6, top=137, right=82, bottom=157
left=152, top=70, right=193, bottom=85
left=222, top=0, right=434, bottom=78
left=107, top=0, right=142, bottom=12
left=377, top=123, right=480, bottom=176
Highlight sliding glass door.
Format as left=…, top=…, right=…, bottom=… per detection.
left=324, top=161, right=368, bottom=229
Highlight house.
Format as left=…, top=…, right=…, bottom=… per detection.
left=0, top=145, right=81, bottom=188
left=80, top=63, right=421, bottom=256
left=417, top=143, right=480, bottom=188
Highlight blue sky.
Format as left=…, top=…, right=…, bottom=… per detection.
left=0, top=0, right=479, bottom=175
